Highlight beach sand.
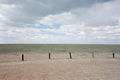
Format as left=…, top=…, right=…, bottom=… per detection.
left=0, top=53, right=120, bottom=80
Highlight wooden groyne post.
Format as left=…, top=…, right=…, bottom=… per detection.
left=113, top=53, right=115, bottom=58
left=69, top=52, right=72, bottom=59
left=49, top=53, right=51, bottom=59
left=92, top=52, right=94, bottom=58
left=22, top=54, right=24, bottom=61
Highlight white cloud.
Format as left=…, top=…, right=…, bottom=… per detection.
left=0, top=3, right=15, bottom=25
left=38, top=12, right=77, bottom=26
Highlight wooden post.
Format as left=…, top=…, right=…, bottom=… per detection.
left=92, top=52, right=94, bottom=58
left=113, top=53, right=115, bottom=58
left=69, top=52, right=72, bottom=59
left=49, top=53, right=51, bottom=59
left=22, top=54, right=24, bottom=61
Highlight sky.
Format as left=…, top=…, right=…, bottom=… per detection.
left=0, top=0, right=120, bottom=44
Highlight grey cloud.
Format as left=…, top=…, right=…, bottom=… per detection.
left=0, top=0, right=112, bottom=27
left=71, top=0, right=120, bottom=27
left=1, top=0, right=112, bottom=16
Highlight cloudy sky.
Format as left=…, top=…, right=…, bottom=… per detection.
left=0, top=0, right=120, bottom=44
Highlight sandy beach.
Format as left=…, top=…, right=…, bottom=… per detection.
left=0, top=53, right=120, bottom=80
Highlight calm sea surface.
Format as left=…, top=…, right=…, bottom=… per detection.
left=0, top=44, right=120, bottom=54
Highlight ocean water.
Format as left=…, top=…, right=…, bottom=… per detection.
left=0, top=44, right=120, bottom=54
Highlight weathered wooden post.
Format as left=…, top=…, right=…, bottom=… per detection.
left=22, top=54, right=24, bottom=61
left=113, top=53, right=115, bottom=58
left=69, top=52, right=72, bottom=59
left=49, top=53, right=51, bottom=59
left=92, top=52, right=94, bottom=58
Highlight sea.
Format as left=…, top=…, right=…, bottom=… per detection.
left=0, top=44, right=120, bottom=54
